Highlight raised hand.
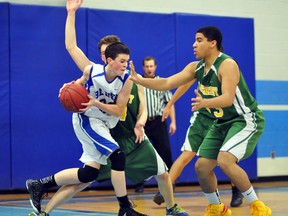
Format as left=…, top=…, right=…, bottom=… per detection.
left=66, top=0, right=83, bottom=12
left=129, top=60, right=142, bottom=84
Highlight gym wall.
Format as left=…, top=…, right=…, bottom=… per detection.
left=0, top=3, right=256, bottom=190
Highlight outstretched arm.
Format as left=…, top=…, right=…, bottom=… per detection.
left=129, top=60, right=198, bottom=91
left=66, top=0, right=91, bottom=73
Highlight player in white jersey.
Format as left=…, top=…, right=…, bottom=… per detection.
left=83, top=63, right=130, bottom=128
left=25, top=0, right=146, bottom=216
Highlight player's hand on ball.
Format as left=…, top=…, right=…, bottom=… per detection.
left=79, top=95, right=95, bottom=112
left=58, top=81, right=75, bottom=98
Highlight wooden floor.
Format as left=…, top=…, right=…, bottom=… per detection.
left=0, top=181, right=287, bottom=215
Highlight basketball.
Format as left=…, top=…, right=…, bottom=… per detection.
left=59, top=83, right=89, bottom=112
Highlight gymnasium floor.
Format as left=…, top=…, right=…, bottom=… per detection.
left=0, top=181, right=287, bottom=215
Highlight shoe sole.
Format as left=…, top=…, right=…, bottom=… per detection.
left=26, top=180, right=40, bottom=213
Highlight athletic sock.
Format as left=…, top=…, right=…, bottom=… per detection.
left=242, top=186, right=258, bottom=204
left=117, top=195, right=130, bottom=209
left=204, top=189, right=221, bottom=204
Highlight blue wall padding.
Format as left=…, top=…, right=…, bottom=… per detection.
left=0, top=2, right=11, bottom=190
left=9, top=4, right=87, bottom=188
left=2, top=3, right=256, bottom=189
left=87, top=9, right=177, bottom=76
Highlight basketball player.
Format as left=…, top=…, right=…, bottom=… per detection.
left=130, top=26, right=271, bottom=216
left=26, top=0, right=188, bottom=215
left=153, top=80, right=244, bottom=208
left=27, top=34, right=189, bottom=216
left=26, top=0, right=146, bottom=215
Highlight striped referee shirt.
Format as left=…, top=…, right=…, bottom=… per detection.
left=143, top=76, right=173, bottom=118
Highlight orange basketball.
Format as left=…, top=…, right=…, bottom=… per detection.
left=59, top=83, right=89, bottom=112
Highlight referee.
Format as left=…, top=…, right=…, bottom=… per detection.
left=134, top=56, right=176, bottom=193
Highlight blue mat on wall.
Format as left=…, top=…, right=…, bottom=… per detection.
left=1, top=3, right=256, bottom=189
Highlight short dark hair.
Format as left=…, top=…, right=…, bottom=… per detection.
left=197, top=26, right=223, bottom=51
left=105, top=42, right=130, bottom=60
left=98, top=35, right=121, bottom=53
left=142, top=56, right=157, bottom=66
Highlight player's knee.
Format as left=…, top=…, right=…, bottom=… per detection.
left=109, top=149, right=126, bottom=171
left=78, top=165, right=99, bottom=183
left=155, top=171, right=169, bottom=183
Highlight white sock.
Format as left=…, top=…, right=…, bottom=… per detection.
left=242, top=186, right=258, bottom=204
left=204, top=189, right=221, bottom=204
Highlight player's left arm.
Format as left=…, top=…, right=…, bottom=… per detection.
left=192, top=59, right=240, bottom=110
left=134, top=84, right=147, bottom=143
left=65, top=0, right=92, bottom=73
left=80, top=78, right=133, bottom=115
left=88, top=78, right=133, bottom=116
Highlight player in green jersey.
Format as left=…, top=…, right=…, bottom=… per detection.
left=152, top=80, right=244, bottom=208
left=130, top=26, right=271, bottom=216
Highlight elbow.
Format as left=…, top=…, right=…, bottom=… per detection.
left=65, top=41, right=77, bottom=52
left=224, top=98, right=234, bottom=107
left=65, top=44, right=74, bottom=52
left=226, top=101, right=233, bottom=107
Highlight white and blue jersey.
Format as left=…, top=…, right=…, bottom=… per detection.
left=84, top=63, right=130, bottom=129
left=72, top=63, right=130, bottom=165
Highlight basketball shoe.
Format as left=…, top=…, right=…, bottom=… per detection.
left=118, top=203, right=147, bottom=216
left=166, top=203, right=189, bottom=216
left=230, top=186, right=244, bottom=207
left=250, top=200, right=271, bottom=216
left=28, top=212, right=49, bottom=216
left=204, top=203, right=231, bottom=216
left=26, top=179, right=48, bottom=213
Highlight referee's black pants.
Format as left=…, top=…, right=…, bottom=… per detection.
left=144, top=116, right=173, bottom=170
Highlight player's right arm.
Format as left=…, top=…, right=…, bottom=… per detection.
left=130, top=60, right=198, bottom=91
left=65, top=0, right=92, bottom=73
